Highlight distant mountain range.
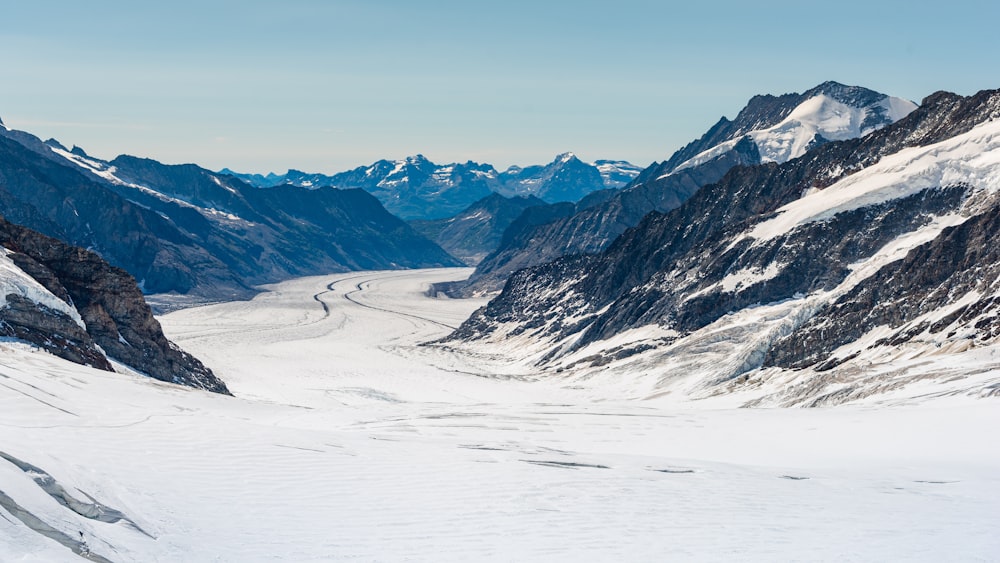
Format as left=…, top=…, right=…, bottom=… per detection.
left=445, top=81, right=918, bottom=296
left=222, top=154, right=642, bottom=220
left=0, top=121, right=460, bottom=304
left=444, top=86, right=1000, bottom=405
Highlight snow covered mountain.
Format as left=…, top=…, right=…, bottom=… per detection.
left=493, top=153, right=640, bottom=203
left=224, top=154, right=641, bottom=220
left=0, top=122, right=460, bottom=302
left=444, top=88, right=1000, bottom=406
left=665, top=81, right=916, bottom=173
left=447, top=82, right=916, bottom=296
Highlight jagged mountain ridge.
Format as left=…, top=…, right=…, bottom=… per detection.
left=0, top=123, right=461, bottom=302
left=223, top=153, right=642, bottom=220
left=0, top=215, right=228, bottom=393
left=447, top=82, right=915, bottom=296
left=444, top=88, right=1000, bottom=406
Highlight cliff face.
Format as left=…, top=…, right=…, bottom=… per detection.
left=0, top=216, right=229, bottom=394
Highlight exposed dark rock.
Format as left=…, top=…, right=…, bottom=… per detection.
left=0, top=133, right=223, bottom=296
left=452, top=137, right=761, bottom=295
left=0, top=294, right=112, bottom=371
left=0, top=216, right=229, bottom=394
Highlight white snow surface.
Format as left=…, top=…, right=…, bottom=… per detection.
left=0, top=268, right=997, bottom=561
left=666, top=94, right=918, bottom=177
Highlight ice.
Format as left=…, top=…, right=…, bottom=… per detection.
left=0, top=268, right=996, bottom=561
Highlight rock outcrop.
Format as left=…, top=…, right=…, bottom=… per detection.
left=0, top=215, right=229, bottom=394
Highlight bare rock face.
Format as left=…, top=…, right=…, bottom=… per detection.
left=0, top=216, right=229, bottom=394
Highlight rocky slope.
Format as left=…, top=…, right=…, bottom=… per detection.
left=0, top=215, right=228, bottom=393
left=225, top=154, right=641, bottom=220
left=409, top=193, right=546, bottom=265
left=444, top=88, right=1000, bottom=406
left=449, top=82, right=916, bottom=296
left=0, top=123, right=460, bottom=302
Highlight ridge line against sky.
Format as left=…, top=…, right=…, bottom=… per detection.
left=3, top=0, right=999, bottom=174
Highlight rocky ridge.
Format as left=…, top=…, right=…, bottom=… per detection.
left=409, top=193, right=547, bottom=266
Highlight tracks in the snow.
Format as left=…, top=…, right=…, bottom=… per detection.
left=311, top=273, right=459, bottom=331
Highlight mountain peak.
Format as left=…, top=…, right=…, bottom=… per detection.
left=555, top=152, right=578, bottom=164
left=803, top=80, right=890, bottom=109
left=43, top=138, right=68, bottom=151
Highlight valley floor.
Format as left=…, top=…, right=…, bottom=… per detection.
left=0, top=268, right=997, bottom=561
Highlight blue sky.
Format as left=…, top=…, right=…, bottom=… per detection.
left=3, top=0, right=998, bottom=173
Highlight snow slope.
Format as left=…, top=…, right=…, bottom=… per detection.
left=0, top=269, right=997, bottom=561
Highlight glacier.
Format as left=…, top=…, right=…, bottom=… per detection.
left=0, top=268, right=996, bottom=561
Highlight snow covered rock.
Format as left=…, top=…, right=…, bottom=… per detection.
left=0, top=216, right=229, bottom=394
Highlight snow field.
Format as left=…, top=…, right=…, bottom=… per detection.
left=0, top=269, right=996, bottom=560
